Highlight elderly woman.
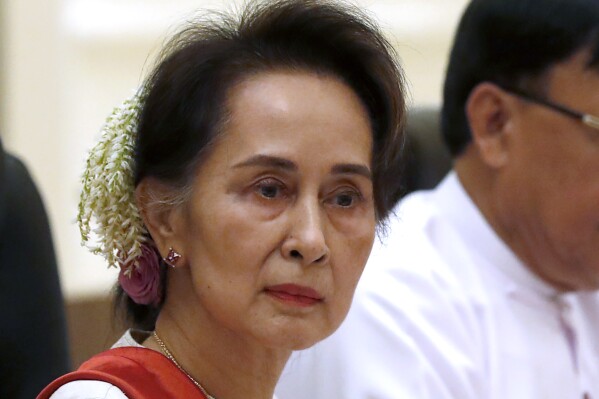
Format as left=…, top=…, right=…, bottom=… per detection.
left=38, top=0, right=406, bottom=398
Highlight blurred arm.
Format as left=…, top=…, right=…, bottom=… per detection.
left=0, top=149, right=71, bottom=399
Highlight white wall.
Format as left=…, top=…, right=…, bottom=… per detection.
left=0, top=0, right=468, bottom=299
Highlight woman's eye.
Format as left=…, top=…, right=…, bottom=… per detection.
left=259, top=185, right=279, bottom=198
left=332, top=191, right=361, bottom=207
left=255, top=179, right=285, bottom=199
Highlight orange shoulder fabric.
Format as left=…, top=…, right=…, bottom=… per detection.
left=37, top=347, right=208, bottom=399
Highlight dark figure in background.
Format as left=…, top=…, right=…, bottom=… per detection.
left=0, top=137, right=70, bottom=399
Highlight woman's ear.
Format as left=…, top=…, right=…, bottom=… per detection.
left=135, top=178, right=185, bottom=258
left=466, top=82, right=516, bottom=169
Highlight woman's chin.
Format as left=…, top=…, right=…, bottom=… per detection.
left=287, top=339, right=322, bottom=351
left=260, top=324, right=335, bottom=351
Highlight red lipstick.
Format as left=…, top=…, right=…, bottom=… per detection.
left=265, top=284, right=323, bottom=307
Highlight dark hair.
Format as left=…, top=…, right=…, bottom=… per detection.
left=442, top=0, right=599, bottom=156
left=116, top=0, right=406, bottom=330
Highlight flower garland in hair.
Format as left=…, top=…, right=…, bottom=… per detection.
left=77, top=89, right=163, bottom=306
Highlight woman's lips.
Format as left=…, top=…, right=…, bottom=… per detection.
left=264, top=284, right=324, bottom=307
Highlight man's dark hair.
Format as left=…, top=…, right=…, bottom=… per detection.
left=442, top=0, right=599, bottom=156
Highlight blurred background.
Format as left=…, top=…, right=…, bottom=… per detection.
left=0, top=0, right=468, bottom=366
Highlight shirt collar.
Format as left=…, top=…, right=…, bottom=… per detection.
left=433, top=171, right=558, bottom=300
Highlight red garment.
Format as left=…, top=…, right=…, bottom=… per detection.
left=37, top=347, right=208, bottom=399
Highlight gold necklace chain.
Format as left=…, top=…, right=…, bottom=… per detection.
left=153, top=331, right=216, bottom=399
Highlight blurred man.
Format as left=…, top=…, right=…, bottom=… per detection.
left=276, top=0, right=599, bottom=397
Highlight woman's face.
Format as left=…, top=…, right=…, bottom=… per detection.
left=172, top=71, right=375, bottom=350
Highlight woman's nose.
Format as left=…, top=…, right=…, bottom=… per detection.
left=281, top=199, right=329, bottom=265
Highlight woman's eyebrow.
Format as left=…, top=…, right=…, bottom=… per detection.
left=233, top=155, right=371, bottom=180
left=233, top=154, right=297, bottom=171
left=331, top=164, right=372, bottom=180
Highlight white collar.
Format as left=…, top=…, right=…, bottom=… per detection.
left=433, top=171, right=558, bottom=302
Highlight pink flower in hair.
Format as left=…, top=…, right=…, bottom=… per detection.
left=118, top=243, right=163, bottom=306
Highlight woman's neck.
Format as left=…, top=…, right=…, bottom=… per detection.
left=144, top=303, right=290, bottom=399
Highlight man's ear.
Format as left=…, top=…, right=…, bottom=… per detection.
left=135, top=178, right=185, bottom=259
left=466, top=82, right=516, bottom=169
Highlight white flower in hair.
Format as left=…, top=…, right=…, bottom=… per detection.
left=77, top=90, right=148, bottom=275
